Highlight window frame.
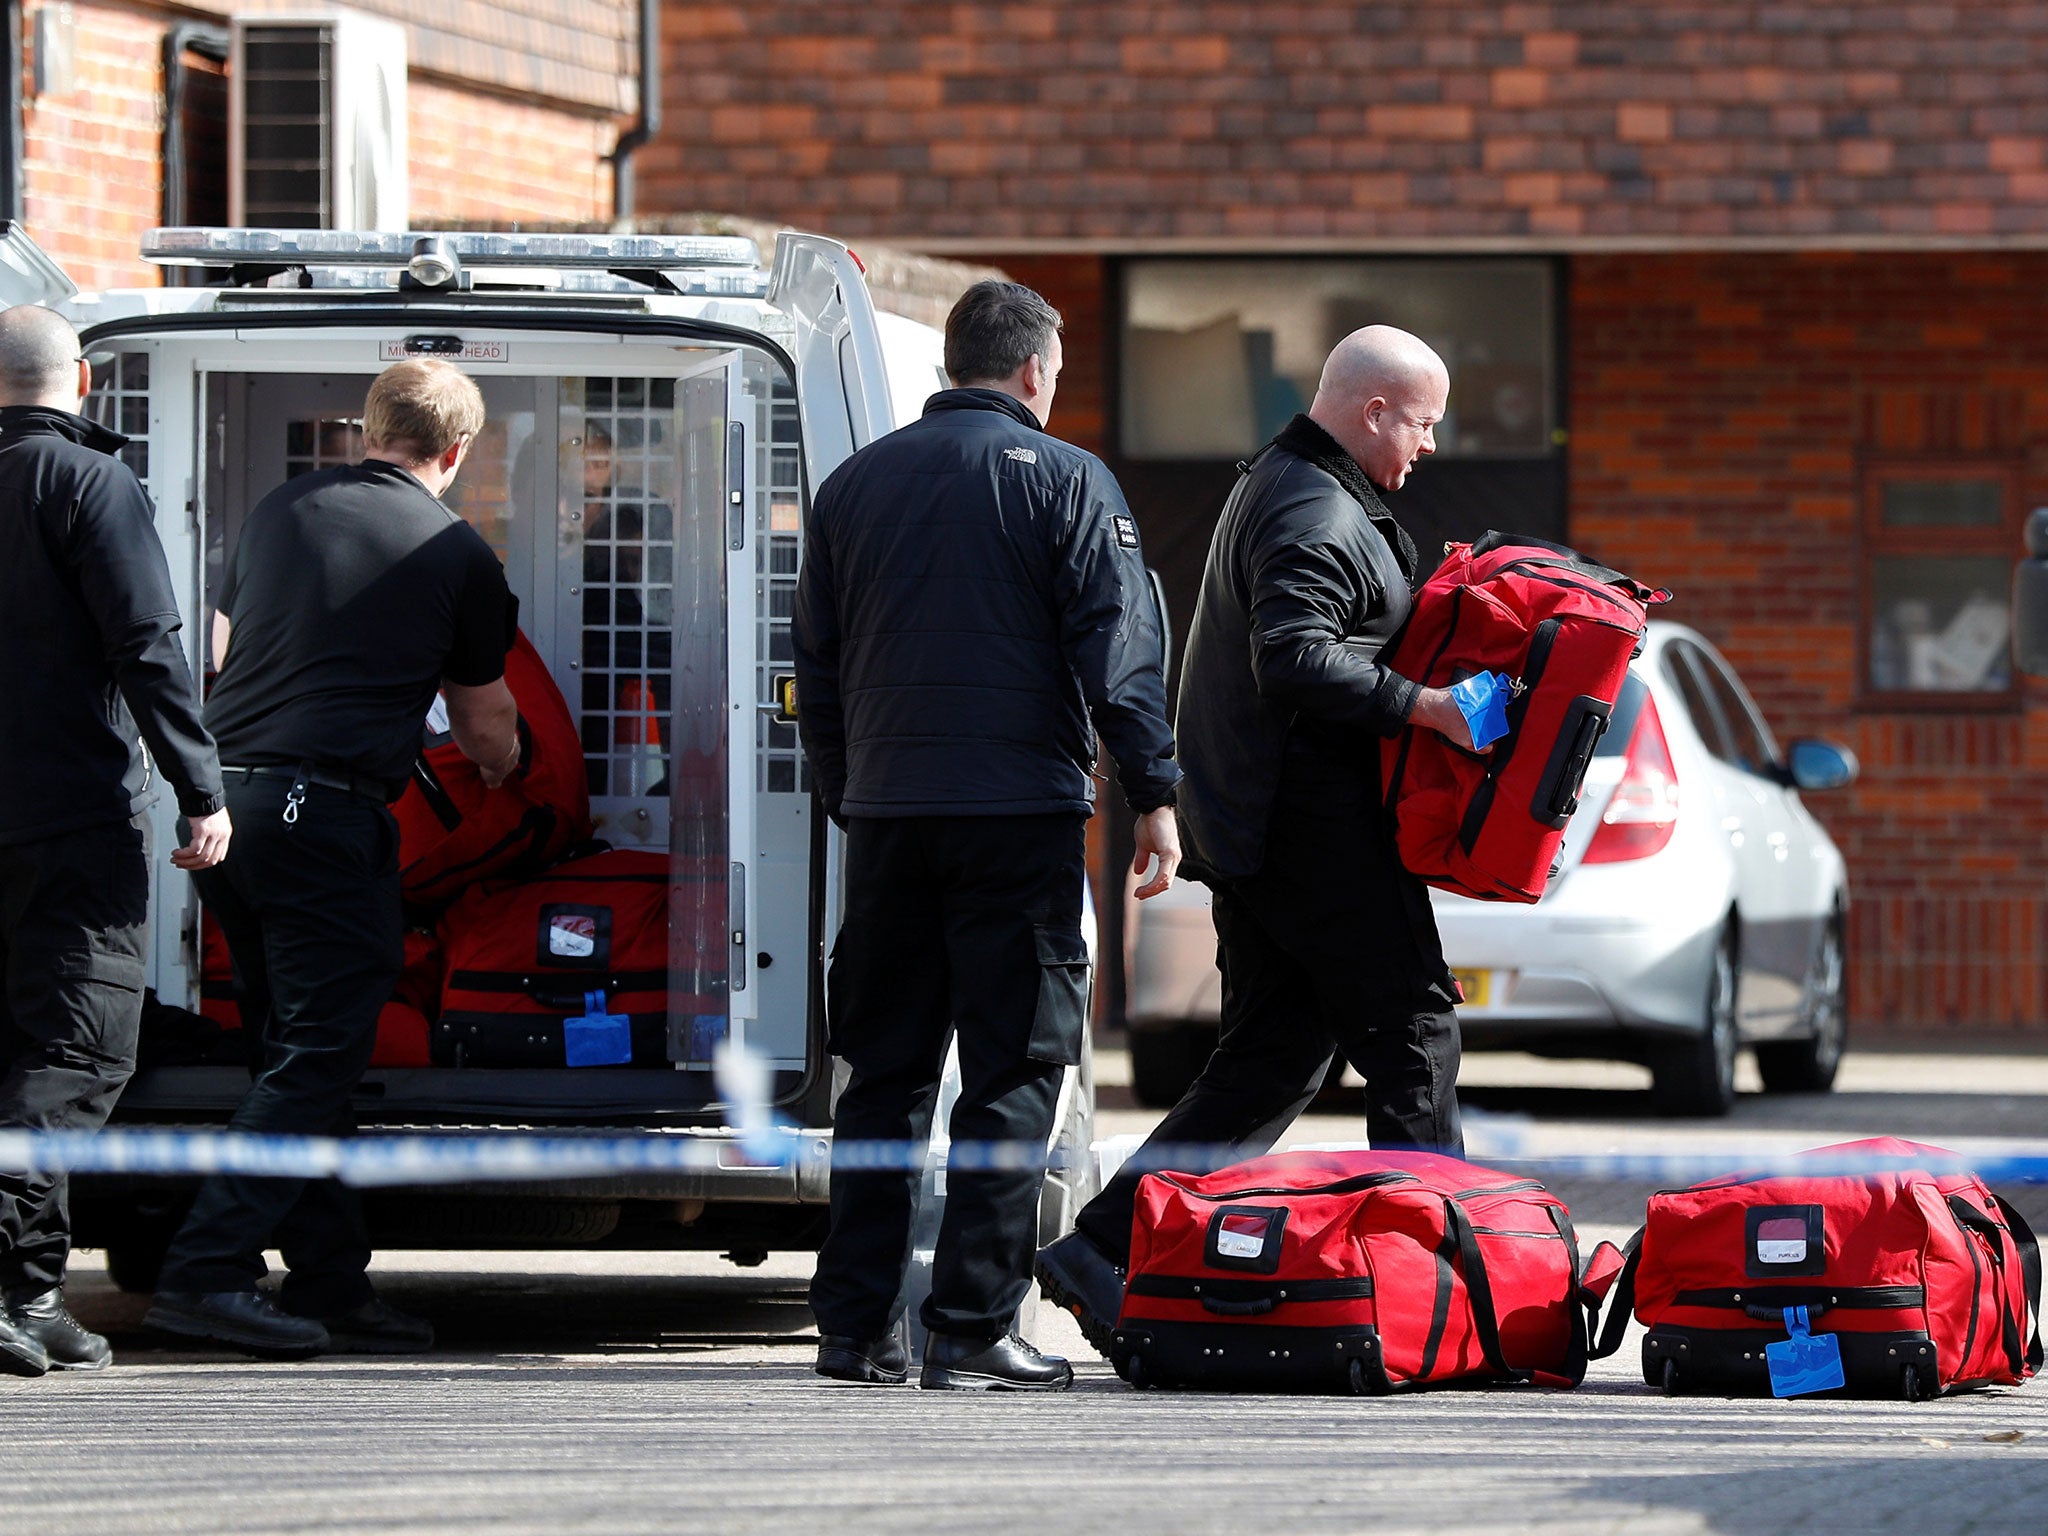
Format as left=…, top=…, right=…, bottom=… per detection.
left=1857, top=457, right=2023, bottom=713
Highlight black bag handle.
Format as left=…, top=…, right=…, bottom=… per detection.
left=1443, top=1199, right=1552, bottom=1385
left=1587, top=1226, right=1645, bottom=1361
left=1994, top=1194, right=2045, bottom=1372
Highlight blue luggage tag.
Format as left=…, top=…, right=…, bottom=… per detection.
left=564, top=988, right=633, bottom=1068
left=1766, top=1305, right=1846, bottom=1397
left=1449, top=670, right=1515, bottom=751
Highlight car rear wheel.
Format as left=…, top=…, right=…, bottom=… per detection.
left=1650, top=925, right=1739, bottom=1117
left=1127, top=1020, right=1216, bottom=1109
left=1756, top=909, right=1847, bottom=1095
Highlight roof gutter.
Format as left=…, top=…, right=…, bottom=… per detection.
left=606, top=0, right=661, bottom=223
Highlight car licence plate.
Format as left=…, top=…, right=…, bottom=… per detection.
left=1451, top=969, right=1490, bottom=1008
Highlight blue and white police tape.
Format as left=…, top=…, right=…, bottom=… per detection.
left=2, top=1126, right=2048, bottom=1187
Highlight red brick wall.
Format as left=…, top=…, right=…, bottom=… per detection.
left=20, top=0, right=621, bottom=291
left=645, top=2, right=2048, bottom=246
left=1570, top=251, right=2048, bottom=1033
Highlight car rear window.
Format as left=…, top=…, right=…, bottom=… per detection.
left=1594, top=673, right=1649, bottom=755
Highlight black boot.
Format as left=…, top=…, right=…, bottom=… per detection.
left=920, top=1331, right=1073, bottom=1392
left=1035, top=1230, right=1126, bottom=1360
left=288, top=1296, right=434, bottom=1355
left=144, top=1290, right=331, bottom=1359
left=0, top=1306, right=49, bottom=1378
left=8, top=1288, right=110, bottom=1370
left=815, top=1322, right=910, bottom=1385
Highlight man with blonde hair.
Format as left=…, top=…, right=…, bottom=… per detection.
left=147, top=359, right=519, bottom=1358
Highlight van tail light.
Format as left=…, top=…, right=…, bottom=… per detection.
left=1582, top=692, right=1680, bottom=864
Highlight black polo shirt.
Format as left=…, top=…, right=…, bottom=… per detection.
left=205, top=459, right=516, bottom=795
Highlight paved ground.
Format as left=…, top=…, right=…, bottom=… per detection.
left=4, top=1045, right=2047, bottom=1534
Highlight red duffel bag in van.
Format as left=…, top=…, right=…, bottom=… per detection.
left=1380, top=533, right=1667, bottom=903
left=435, top=848, right=684, bottom=1068
left=1587, top=1138, right=2042, bottom=1399
left=392, top=630, right=591, bottom=914
left=1110, top=1149, right=1592, bottom=1394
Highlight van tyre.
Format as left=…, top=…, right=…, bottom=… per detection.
left=1756, top=909, right=1847, bottom=1095
left=1651, top=926, right=1739, bottom=1117
left=104, top=1230, right=172, bottom=1295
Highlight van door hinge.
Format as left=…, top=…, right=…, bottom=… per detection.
left=728, top=860, right=747, bottom=992
left=727, top=421, right=746, bottom=551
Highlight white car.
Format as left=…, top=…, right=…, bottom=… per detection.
left=1125, top=621, right=1856, bottom=1116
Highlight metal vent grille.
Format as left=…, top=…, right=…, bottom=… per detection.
left=240, top=25, right=331, bottom=227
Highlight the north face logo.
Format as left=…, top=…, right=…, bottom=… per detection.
left=1003, top=447, right=1038, bottom=464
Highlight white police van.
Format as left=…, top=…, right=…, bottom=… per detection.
left=0, top=223, right=1097, bottom=1292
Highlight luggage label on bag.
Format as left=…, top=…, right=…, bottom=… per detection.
left=540, top=903, right=613, bottom=967
left=1767, top=1305, right=1847, bottom=1398
left=1206, top=1206, right=1287, bottom=1274
left=564, top=989, right=633, bottom=1068
left=1746, top=1205, right=1827, bottom=1277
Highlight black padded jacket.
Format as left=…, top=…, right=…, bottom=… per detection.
left=0, top=406, right=223, bottom=845
left=1174, top=414, right=1422, bottom=881
left=792, top=389, right=1180, bottom=821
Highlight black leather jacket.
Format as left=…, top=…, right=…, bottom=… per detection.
left=793, top=389, right=1180, bottom=821
left=1175, top=415, right=1421, bottom=881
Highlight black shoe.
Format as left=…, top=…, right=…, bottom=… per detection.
left=920, top=1331, right=1073, bottom=1392
left=1035, top=1231, right=1125, bottom=1360
left=0, top=1306, right=49, bottom=1378
left=816, top=1325, right=910, bottom=1385
left=144, top=1290, right=330, bottom=1359
left=294, top=1297, right=434, bottom=1355
left=8, top=1288, right=110, bottom=1370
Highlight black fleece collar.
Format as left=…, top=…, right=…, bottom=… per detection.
left=0, top=404, right=128, bottom=457
left=922, top=387, right=1043, bottom=431
left=1271, top=413, right=1418, bottom=582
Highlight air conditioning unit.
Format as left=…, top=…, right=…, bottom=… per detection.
left=229, top=10, right=407, bottom=230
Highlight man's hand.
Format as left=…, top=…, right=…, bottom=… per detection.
left=477, top=731, right=523, bottom=790
left=1411, top=686, right=1479, bottom=752
left=1131, top=805, right=1181, bottom=900
left=172, top=808, right=232, bottom=870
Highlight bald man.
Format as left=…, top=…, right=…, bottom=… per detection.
left=1037, top=326, right=1472, bottom=1351
left=0, top=305, right=230, bottom=1375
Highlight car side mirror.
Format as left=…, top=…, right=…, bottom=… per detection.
left=2014, top=507, right=2048, bottom=676
left=1781, top=738, right=1858, bottom=792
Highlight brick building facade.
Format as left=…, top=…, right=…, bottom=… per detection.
left=644, top=3, right=2048, bottom=1034
left=14, top=0, right=640, bottom=291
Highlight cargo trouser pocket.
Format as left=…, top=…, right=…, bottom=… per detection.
left=1027, top=925, right=1090, bottom=1066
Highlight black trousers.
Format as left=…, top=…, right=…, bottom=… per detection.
left=0, top=814, right=149, bottom=1295
left=809, top=814, right=1087, bottom=1343
left=1076, top=742, right=1465, bottom=1265
left=157, top=776, right=401, bottom=1314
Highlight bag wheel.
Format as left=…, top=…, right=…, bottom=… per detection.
left=1347, top=1356, right=1368, bottom=1396
left=1660, top=1357, right=1680, bottom=1396
left=1125, top=1354, right=1146, bottom=1389
left=1901, top=1364, right=1919, bottom=1402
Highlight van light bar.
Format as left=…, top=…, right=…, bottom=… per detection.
left=141, top=228, right=763, bottom=271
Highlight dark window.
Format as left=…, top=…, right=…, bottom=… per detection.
left=1861, top=462, right=2020, bottom=706
left=1119, top=258, right=1558, bottom=462
left=1693, top=648, right=1778, bottom=778
left=1662, top=642, right=1730, bottom=762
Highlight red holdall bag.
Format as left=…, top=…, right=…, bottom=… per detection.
left=1110, top=1149, right=1592, bottom=1394
left=392, top=630, right=592, bottom=915
left=435, top=848, right=697, bottom=1068
left=1587, top=1138, right=2042, bottom=1399
left=1380, top=532, right=1667, bottom=903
